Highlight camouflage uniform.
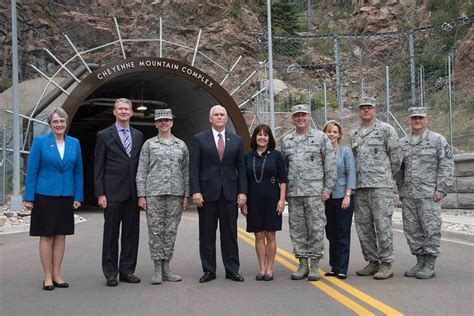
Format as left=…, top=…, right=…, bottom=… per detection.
left=136, top=135, right=189, bottom=260
left=351, top=119, right=402, bottom=263
left=282, top=128, right=337, bottom=259
left=398, top=128, right=454, bottom=256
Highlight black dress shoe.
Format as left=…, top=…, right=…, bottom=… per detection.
left=42, top=281, right=54, bottom=291
left=325, top=271, right=337, bottom=277
left=199, top=272, right=216, bottom=283
left=120, top=274, right=141, bottom=283
left=337, top=273, right=347, bottom=280
left=255, top=273, right=265, bottom=281
left=225, top=273, right=244, bottom=282
left=53, top=281, right=69, bottom=288
left=264, top=274, right=274, bottom=281
left=106, top=276, right=118, bottom=287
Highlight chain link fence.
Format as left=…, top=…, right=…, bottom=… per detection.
left=249, top=15, right=473, bottom=151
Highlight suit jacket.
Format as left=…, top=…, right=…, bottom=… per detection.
left=189, top=129, right=247, bottom=202
left=331, top=145, right=356, bottom=199
left=94, top=124, right=143, bottom=202
left=24, top=132, right=83, bottom=202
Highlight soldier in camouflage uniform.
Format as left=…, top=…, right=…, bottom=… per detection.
left=351, top=97, right=402, bottom=280
left=281, top=104, right=337, bottom=281
left=136, top=109, right=189, bottom=284
left=397, top=107, right=454, bottom=279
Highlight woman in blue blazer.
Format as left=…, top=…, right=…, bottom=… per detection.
left=23, top=107, right=83, bottom=290
left=322, top=120, right=356, bottom=279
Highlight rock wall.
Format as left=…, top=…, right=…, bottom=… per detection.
left=443, top=153, right=474, bottom=210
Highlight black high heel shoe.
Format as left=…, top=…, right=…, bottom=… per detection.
left=43, top=281, right=54, bottom=291
left=53, top=281, right=69, bottom=288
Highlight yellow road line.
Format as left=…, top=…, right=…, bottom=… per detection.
left=183, top=215, right=402, bottom=315
left=238, top=227, right=403, bottom=316
left=237, top=232, right=374, bottom=316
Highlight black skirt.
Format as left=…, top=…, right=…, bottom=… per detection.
left=30, top=194, right=75, bottom=236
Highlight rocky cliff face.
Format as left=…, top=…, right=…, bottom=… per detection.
left=0, top=0, right=264, bottom=84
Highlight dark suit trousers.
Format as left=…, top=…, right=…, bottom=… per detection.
left=102, top=198, right=140, bottom=278
left=324, top=197, right=354, bottom=274
left=198, top=193, right=239, bottom=275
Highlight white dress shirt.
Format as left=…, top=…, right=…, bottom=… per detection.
left=212, top=128, right=226, bottom=148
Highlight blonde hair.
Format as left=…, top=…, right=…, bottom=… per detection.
left=323, top=120, right=343, bottom=143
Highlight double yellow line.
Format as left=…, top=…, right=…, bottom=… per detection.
left=237, top=227, right=403, bottom=316
left=183, top=215, right=402, bottom=315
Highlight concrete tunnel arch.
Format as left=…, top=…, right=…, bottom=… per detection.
left=60, top=57, right=250, bottom=203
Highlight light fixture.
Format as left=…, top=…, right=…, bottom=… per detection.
left=137, top=104, right=147, bottom=111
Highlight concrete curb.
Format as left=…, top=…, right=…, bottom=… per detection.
left=0, top=215, right=87, bottom=235
left=392, top=222, right=474, bottom=246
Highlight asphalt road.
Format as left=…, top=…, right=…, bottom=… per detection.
left=1, top=207, right=473, bottom=316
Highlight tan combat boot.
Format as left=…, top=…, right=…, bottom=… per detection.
left=307, top=258, right=321, bottom=281
left=162, top=259, right=182, bottom=282
left=291, top=257, right=309, bottom=280
left=374, top=262, right=393, bottom=280
left=404, top=255, right=425, bottom=277
left=356, top=261, right=380, bottom=276
left=151, top=260, right=163, bottom=284
left=415, top=255, right=437, bottom=279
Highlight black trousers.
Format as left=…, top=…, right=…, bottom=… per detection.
left=324, top=197, right=354, bottom=275
left=198, top=193, right=239, bottom=275
left=102, top=198, right=140, bottom=278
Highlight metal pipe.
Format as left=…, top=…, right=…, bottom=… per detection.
left=323, top=81, right=327, bottom=122
left=334, top=37, right=343, bottom=126
left=159, top=16, right=163, bottom=58
left=10, top=0, right=22, bottom=212
left=191, top=29, right=202, bottom=66
left=220, top=55, right=242, bottom=85
left=448, top=54, right=453, bottom=147
left=43, top=48, right=80, bottom=83
left=63, top=33, right=92, bottom=73
left=386, top=66, right=390, bottom=124
left=409, top=32, right=416, bottom=107
left=266, top=0, right=276, bottom=134
left=114, top=16, right=126, bottom=59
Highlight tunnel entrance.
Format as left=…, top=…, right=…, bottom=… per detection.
left=60, top=57, right=250, bottom=204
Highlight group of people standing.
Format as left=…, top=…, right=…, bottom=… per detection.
left=23, top=96, right=454, bottom=290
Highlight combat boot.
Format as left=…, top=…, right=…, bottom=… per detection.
left=356, top=261, right=380, bottom=276
left=162, top=259, right=182, bottom=282
left=404, top=255, right=425, bottom=277
left=374, top=262, right=393, bottom=280
left=415, top=255, right=437, bottom=279
left=151, top=260, right=162, bottom=284
left=291, top=257, right=309, bottom=280
left=307, top=258, right=321, bottom=281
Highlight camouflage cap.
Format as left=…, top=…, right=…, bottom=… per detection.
left=154, top=108, right=174, bottom=120
left=358, top=96, right=376, bottom=107
left=408, top=107, right=427, bottom=117
left=291, top=104, right=310, bottom=116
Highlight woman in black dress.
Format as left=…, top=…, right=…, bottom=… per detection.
left=241, top=124, right=287, bottom=281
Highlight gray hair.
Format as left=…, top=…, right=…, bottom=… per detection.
left=114, top=98, right=133, bottom=109
left=47, top=107, right=69, bottom=126
left=209, top=105, right=227, bottom=117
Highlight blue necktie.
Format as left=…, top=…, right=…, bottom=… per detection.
left=122, top=129, right=131, bottom=157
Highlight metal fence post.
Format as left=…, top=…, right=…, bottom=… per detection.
left=334, top=36, right=343, bottom=126
left=448, top=54, right=453, bottom=147
left=409, top=31, right=416, bottom=107
left=386, top=66, right=390, bottom=125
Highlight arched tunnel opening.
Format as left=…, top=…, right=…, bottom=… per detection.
left=59, top=58, right=250, bottom=204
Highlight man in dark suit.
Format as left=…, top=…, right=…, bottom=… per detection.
left=190, top=105, right=247, bottom=283
left=94, top=98, right=144, bottom=287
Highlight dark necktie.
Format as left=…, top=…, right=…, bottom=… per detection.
left=122, top=129, right=131, bottom=157
left=217, top=133, right=224, bottom=161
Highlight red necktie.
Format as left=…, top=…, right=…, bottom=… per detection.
left=217, top=133, right=224, bottom=161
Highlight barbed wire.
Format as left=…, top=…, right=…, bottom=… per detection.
left=256, top=16, right=472, bottom=43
